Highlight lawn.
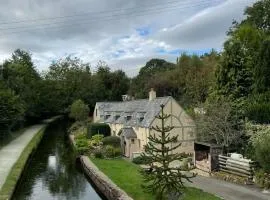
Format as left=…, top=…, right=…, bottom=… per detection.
left=91, top=158, right=220, bottom=200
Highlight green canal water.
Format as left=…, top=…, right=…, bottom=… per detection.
left=12, top=120, right=102, bottom=200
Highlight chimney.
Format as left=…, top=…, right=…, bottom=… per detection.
left=149, top=88, right=156, bottom=101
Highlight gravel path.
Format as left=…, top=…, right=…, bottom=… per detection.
left=188, top=175, right=270, bottom=200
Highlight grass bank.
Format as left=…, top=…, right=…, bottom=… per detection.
left=0, top=126, right=46, bottom=200
left=91, top=158, right=221, bottom=200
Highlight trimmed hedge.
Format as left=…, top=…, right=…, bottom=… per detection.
left=132, top=156, right=151, bottom=165
left=102, top=136, right=121, bottom=147
left=87, top=123, right=111, bottom=138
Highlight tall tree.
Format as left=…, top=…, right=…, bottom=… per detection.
left=1, top=49, right=41, bottom=120
left=141, top=105, right=195, bottom=200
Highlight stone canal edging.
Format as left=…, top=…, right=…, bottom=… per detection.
left=80, top=156, right=133, bottom=200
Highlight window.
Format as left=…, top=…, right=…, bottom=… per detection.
left=115, top=115, right=120, bottom=120
left=105, top=115, right=110, bottom=119
left=131, top=139, right=135, bottom=144
left=126, top=116, right=132, bottom=121
left=139, top=117, right=144, bottom=122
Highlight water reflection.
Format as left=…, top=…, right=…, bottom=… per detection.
left=12, top=121, right=101, bottom=200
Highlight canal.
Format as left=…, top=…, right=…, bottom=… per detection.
left=12, top=120, right=102, bottom=200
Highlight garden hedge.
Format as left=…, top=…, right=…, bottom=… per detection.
left=87, top=123, right=111, bottom=138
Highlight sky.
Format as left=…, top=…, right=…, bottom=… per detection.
left=0, top=0, right=257, bottom=76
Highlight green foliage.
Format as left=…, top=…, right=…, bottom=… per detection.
left=245, top=92, right=270, bottom=123
left=0, top=85, right=25, bottom=136
left=132, top=156, right=151, bottom=165
left=93, top=148, right=104, bottom=159
left=89, top=134, right=104, bottom=147
left=104, top=145, right=121, bottom=158
left=255, top=169, right=270, bottom=189
left=69, top=99, right=89, bottom=122
left=75, top=138, right=89, bottom=154
left=243, top=0, right=270, bottom=32
left=1, top=49, right=41, bottom=120
left=250, top=124, right=270, bottom=173
left=141, top=105, right=195, bottom=199
left=102, top=136, right=121, bottom=147
left=87, top=123, right=111, bottom=138
left=254, top=38, right=270, bottom=92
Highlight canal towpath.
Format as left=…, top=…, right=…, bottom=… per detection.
left=0, top=116, right=61, bottom=190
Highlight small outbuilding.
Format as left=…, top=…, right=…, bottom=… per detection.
left=194, top=142, right=222, bottom=173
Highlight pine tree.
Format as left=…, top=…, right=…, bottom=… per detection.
left=141, top=104, right=195, bottom=200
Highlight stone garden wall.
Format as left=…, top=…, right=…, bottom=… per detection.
left=80, top=156, right=133, bottom=200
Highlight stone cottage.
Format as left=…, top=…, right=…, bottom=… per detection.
left=93, top=89, right=196, bottom=158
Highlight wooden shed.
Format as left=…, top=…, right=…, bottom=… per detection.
left=194, top=142, right=222, bottom=172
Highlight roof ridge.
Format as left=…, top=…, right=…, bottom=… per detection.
left=96, top=96, right=171, bottom=104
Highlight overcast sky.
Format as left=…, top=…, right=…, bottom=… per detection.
left=0, top=0, right=257, bottom=76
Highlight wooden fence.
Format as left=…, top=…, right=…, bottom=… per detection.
left=218, top=155, right=255, bottom=178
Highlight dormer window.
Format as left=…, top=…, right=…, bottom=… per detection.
left=126, top=116, right=132, bottom=121
left=136, top=112, right=146, bottom=123
left=105, top=115, right=110, bottom=120
left=115, top=115, right=120, bottom=120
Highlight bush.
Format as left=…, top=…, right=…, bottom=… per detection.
left=74, top=132, right=87, bottom=140
left=245, top=92, right=270, bottom=124
left=89, top=134, right=104, bottom=147
left=255, top=169, right=270, bottom=189
left=132, top=156, right=151, bottom=165
left=250, top=125, right=270, bottom=173
left=93, top=148, right=104, bottom=159
left=104, top=145, right=122, bottom=158
left=87, top=123, right=111, bottom=138
left=76, top=138, right=89, bottom=154
left=102, top=136, right=121, bottom=147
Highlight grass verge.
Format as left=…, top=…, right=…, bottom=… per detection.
left=91, top=158, right=221, bottom=200
left=0, top=126, right=46, bottom=200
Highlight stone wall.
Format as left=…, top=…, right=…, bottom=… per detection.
left=80, top=156, right=133, bottom=200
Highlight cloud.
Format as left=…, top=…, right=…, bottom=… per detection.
left=155, top=0, right=257, bottom=50
left=0, top=0, right=257, bottom=76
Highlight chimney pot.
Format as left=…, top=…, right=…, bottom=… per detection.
left=149, top=88, right=156, bottom=101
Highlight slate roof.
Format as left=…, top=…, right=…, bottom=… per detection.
left=120, top=127, right=137, bottom=139
left=96, top=96, right=171, bottom=128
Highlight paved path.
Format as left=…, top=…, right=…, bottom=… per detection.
left=187, top=175, right=270, bottom=200
left=0, top=124, right=45, bottom=189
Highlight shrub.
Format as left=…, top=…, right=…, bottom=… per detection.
left=113, top=147, right=122, bottom=157
left=93, top=148, right=104, bottom=159
left=255, top=169, right=270, bottom=189
left=87, top=123, right=111, bottom=138
left=89, top=134, right=104, bottom=147
left=245, top=92, right=270, bottom=124
left=250, top=125, right=270, bottom=173
left=76, top=138, right=89, bottom=154
left=74, top=132, right=87, bottom=140
left=104, top=145, right=122, bottom=158
left=132, top=156, right=151, bottom=165
left=102, top=136, right=121, bottom=147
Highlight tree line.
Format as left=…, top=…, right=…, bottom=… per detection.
left=1, top=0, right=269, bottom=142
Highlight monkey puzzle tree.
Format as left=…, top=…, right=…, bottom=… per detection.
left=140, top=104, right=195, bottom=200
